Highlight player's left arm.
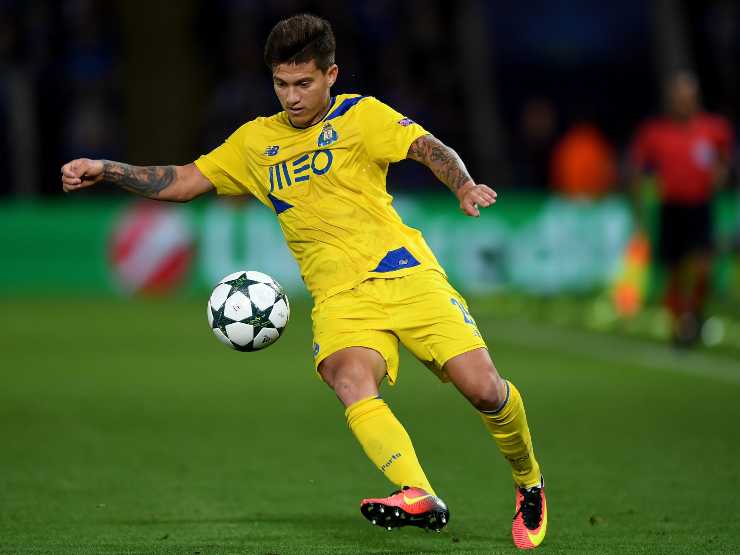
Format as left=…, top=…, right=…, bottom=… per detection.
left=407, top=134, right=496, bottom=217
left=711, top=117, right=735, bottom=189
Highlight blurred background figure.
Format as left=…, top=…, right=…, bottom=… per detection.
left=550, top=119, right=617, bottom=199
left=196, top=2, right=275, bottom=152
left=629, top=71, right=734, bottom=347
left=0, top=1, right=38, bottom=197
left=513, top=98, right=558, bottom=190
left=57, top=0, right=121, bottom=164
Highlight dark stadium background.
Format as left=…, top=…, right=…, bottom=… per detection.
left=1, top=1, right=736, bottom=196
left=1, top=1, right=739, bottom=554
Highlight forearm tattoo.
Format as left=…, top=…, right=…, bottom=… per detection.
left=407, top=134, right=472, bottom=193
left=102, top=161, right=176, bottom=198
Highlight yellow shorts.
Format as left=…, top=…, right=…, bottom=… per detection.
left=311, top=270, right=487, bottom=384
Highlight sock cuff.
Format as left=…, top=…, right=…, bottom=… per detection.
left=345, top=396, right=386, bottom=428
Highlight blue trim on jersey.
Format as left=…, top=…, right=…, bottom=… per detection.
left=325, top=96, right=367, bottom=121
left=268, top=194, right=294, bottom=215
left=371, top=247, right=420, bottom=273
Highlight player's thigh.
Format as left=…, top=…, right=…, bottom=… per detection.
left=659, top=202, right=712, bottom=266
left=394, top=271, right=487, bottom=382
left=312, top=283, right=400, bottom=385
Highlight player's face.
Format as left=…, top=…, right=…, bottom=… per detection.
left=667, top=75, right=699, bottom=120
left=272, top=60, right=338, bottom=128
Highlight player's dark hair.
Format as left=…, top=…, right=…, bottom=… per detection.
left=264, top=14, right=336, bottom=72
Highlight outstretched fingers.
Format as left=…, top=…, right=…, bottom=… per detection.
left=460, top=184, right=497, bottom=217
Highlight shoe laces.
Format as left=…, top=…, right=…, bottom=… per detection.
left=515, top=485, right=542, bottom=530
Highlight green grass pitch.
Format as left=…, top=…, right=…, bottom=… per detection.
left=1, top=296, right=739, bottom=554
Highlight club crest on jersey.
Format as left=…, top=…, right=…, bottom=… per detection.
left=264, top=145, right=280, bottom=156
left=318, top=122, right=338, bottom=147
left=398, top=117, right=414, bottom=126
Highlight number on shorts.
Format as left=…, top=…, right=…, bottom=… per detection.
left=450, top=298, right=475, bottom=324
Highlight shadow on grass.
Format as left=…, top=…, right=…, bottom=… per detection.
left=108, top=513, right=514, bottom=553
left=111, top=512, right=355, bottom=527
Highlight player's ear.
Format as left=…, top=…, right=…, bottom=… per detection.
left=326, top=64, right=338, bottom=87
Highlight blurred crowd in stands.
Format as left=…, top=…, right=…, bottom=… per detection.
left=0, top=0, right=737, bottom=197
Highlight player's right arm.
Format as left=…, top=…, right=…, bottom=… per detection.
left=61, top=159, right=214, bottom=202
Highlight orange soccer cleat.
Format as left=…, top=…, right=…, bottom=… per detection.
left=360, top=486, right=449, bottom=531
left=512, top=478, right=548, bottom=549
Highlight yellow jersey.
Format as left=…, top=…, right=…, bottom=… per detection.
left=194, top=93, right=445, bottom=303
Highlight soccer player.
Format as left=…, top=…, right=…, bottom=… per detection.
left=630, top=71, right=734, bottom=347
left=61, top=14, right=547, bottom=549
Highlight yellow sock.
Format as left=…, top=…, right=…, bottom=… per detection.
left=480, top=381, right=541, bottom=488
left=345, top=396, right=435, bottom=494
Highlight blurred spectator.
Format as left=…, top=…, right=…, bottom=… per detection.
left=513, top=98, right=558, bottom=189
left=199, top=18, right=276, bottom=151
left=550, top=121, right=617, bottom=199
left=0, top=2, right=37, bottom=196
left=33, top=0, right=121, bottom=194
left=629, top=70, right=735, bottom=346
left=58, top=1, right=122, bottom=160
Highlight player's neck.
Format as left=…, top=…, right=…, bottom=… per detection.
left=669, top=109, right=698, bottom=124
left=289, top=95, right=333, bottom=129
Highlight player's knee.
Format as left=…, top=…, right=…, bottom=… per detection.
left=466, top=374, right=507, bottom=412
left=333, top=364, right=370, bottom=394
left=318, top=358, right=376, bottom=400
left=447, top=352, right=508, bottom=411
left=317, top=362, right=339, bottom=389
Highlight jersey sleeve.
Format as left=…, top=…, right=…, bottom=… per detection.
left=194, top=122, right=270, bottom=206
left=357, top=97, right=430, bottom=164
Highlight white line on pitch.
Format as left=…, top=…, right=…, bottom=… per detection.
left=484, top=319, right=740, bottom=385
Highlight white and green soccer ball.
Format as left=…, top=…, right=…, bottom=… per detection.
left=207, top=270, right=290, bottom=352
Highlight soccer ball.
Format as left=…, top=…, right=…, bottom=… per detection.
left=207, top=270, right=290, bottom=351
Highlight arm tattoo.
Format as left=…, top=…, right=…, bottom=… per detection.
left=407, top=134, right=472, bottom=193
left=102, top=161, right=176, bottom=198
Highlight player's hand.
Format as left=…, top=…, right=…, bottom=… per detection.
left=456, top=181, right=497, bottom=217
left=61, top=158, right=105, bottom=193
